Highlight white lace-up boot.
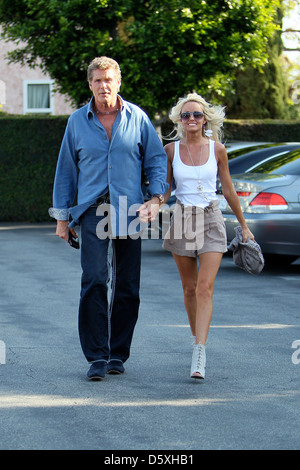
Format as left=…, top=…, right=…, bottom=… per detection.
left=190, top=342, right=206, bottom=379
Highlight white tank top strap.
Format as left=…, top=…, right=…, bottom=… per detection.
left=209, top=138, right=215, bottom=160
left=173, top=140, right=180, bottom=163
left=209, top=138, right=213, bottom=155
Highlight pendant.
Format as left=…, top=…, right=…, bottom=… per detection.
left=197, top=180, right=209, bottom=202
left=197, top=181, right=203, bottom=192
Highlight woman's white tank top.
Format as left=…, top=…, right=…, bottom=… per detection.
left=173, top=139, right=218, bottom=207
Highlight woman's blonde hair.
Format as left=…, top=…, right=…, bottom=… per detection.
left=168, top=93, right=225, bottom=142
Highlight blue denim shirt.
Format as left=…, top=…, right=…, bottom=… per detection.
left=49, top=96, right=168, bottom=236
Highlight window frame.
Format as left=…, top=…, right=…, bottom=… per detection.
left=23, top=79, right=55, bottom=114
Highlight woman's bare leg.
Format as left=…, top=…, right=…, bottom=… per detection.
left=172, top=253, right=198, bottom=335
left=195, top=252, right=223, bottom=345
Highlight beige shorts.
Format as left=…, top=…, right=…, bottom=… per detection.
left=162, top=199, right=227, bottom=258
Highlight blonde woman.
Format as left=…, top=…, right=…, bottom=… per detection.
left=162, top=93, right=254, bottom=380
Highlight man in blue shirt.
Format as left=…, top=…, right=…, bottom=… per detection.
left=49, top=57, right=168, bottom=380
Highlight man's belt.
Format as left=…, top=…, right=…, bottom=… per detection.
left=96, top=193, right=110, bottom=204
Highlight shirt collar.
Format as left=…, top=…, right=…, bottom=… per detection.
left=87, top=95, right=130, bottom=118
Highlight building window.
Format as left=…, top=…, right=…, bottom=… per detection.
left=23, top=80, right=54, bottom=114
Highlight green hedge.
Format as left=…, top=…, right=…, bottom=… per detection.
left=0, top=115, right=299, bottom=222
left=223, top=119, right=300, bottom=143
left=0, top=115, right=68, bottom=222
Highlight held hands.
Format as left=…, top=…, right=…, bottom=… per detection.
left=137, top=198, right=161, bottom=224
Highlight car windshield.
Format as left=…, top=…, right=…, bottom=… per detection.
left=247, top=149, right=300, bottom=175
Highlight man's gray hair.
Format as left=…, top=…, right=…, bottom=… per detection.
left=87, top=56, right=122, bottom=83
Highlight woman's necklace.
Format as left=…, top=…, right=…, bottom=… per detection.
left=95, top=107, right=119, bottom=115
left=185, top=141, right=209, bottom=202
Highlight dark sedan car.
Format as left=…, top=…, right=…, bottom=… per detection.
left=217, top=148, right=300, bottom=264
left=227, top=142, right=300, bottom=174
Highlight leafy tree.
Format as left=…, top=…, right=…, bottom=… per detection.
left=0, top=0, right=281, bottom=118
left=224, top=4, right=291, bottom=118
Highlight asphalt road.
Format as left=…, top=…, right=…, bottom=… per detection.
left=0, top=223, right=299, bottom=452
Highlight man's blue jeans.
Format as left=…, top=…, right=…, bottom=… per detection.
left=78, top=206, right=141, bottom=363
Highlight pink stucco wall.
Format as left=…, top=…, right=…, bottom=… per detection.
left=0, top=32, right=76, bottom=115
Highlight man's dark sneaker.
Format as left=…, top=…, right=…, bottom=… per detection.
left=107, top=359, right=125, bottom=375
left=87, top=360, right=107, bottom=381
